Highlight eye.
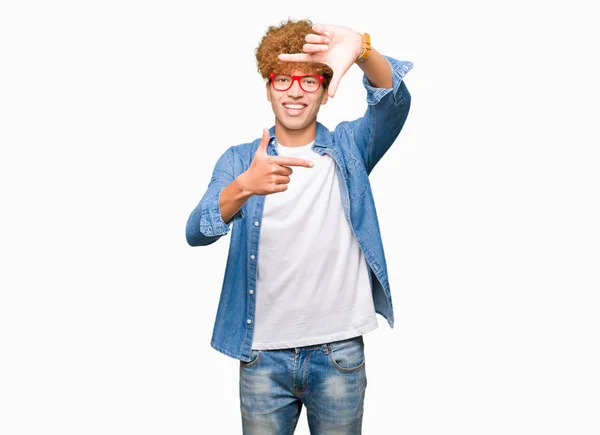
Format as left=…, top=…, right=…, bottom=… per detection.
left=275, top=75, right=290, bottom=83
left=302, top=77, right=317, bottom=85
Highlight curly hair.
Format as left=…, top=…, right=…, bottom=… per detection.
left=255, top=18, right=333, bottom=88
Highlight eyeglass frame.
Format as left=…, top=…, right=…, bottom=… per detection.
left=269, top=73, right=325, bottom=93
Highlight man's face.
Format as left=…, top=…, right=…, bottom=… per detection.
left=266, top=70, right=329, bottom=134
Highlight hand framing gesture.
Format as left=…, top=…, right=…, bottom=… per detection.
left=278, top=24, right=362, bottom=98
left=240, top=129, right=314, bottom=196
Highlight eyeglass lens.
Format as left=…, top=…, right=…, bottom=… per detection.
left=272, top=75, right=320, bottom=92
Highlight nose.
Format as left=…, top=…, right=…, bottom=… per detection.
left=286, top=78, right=305, bottom=97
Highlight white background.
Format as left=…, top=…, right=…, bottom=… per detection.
left=1, top=0, right=599, bottom=434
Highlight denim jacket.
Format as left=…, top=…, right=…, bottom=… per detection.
left=186, top=56, right=412, bottom=362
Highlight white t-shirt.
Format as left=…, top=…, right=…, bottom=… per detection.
left=251, top=140, right=378, bottom=350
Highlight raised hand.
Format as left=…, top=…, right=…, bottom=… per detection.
left=240, top=128, right=314, bottom=196
left=278, top=24, right=362, bottom=98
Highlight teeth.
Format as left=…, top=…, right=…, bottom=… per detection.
left=284, top=104, right=304, bottom=109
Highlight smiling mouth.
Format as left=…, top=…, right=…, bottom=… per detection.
left=283, top=103, right=307, bottom=115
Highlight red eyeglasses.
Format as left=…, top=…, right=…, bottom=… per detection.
left=269, top=73, right=325, bottom=93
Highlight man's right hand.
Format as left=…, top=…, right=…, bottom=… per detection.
left=239, top=128, right=314, bottom=196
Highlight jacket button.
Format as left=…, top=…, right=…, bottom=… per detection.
left=247, top=319, right=252, bottom=324
left=250, top=255, right=255, bottom=260
left=254, top=221, right=259, bottom=226
left=249, top=289, right=254, bottom=294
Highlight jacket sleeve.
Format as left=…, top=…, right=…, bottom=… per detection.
left=185, top=146, right=244, bottom=246
left=344, top=56, right=413, bottom=174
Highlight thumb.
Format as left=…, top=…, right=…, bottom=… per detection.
left=257, top=128, right=271, bottom=154
left=258, top=128, right=271, bottom=154
left=327, top=77, right=340, bottom=98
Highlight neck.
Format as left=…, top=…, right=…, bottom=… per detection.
left=274, top=120, right=317, bottom=147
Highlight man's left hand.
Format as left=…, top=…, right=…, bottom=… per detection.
left=278, top=24, right=362, bottom=98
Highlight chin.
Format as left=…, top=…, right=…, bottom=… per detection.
left=278, top=118, right=313, bottom=131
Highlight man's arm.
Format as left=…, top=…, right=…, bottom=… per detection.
left=350, top=44, right=413, bottom=172
left=186, top=130, right=315, bottom=246
left=348, top=55, right=412, bottom=173
left=185, top=147, right=245, bottom=247
left=356, top=46, right=393, bottom=89
left=277, top=23, right=412, bottom=172
left=218, top=177, right=252, bottom=225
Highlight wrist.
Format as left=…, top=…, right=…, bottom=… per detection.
left=355, top=32, right=372, bottom=63
left=235, top=173, right=255, bottom=199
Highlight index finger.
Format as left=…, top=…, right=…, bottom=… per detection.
left=272, top=156, right=314, bottom=168
left=278, top=53, right=313, bottom=63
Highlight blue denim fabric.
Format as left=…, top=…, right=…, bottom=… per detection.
left=186, top=56, right=413, bottom=363
left=239, top=335, right=367, bottom=434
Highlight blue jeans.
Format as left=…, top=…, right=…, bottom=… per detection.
left=239, top=335, right=367, bottom=434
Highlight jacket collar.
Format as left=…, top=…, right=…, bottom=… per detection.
left=267, top=122, right=333, bottom=151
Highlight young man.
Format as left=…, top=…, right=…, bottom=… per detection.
left=186, top=19, right=412, bottom=434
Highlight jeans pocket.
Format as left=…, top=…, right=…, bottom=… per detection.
left=328, top=336, right=365, bottom=373
left=240, top=349, right=262, bottom=368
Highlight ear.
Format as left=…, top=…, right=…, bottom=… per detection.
left=266, top=81, right=271, bottom=102
left=320, top=90, right=329, bottom=105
